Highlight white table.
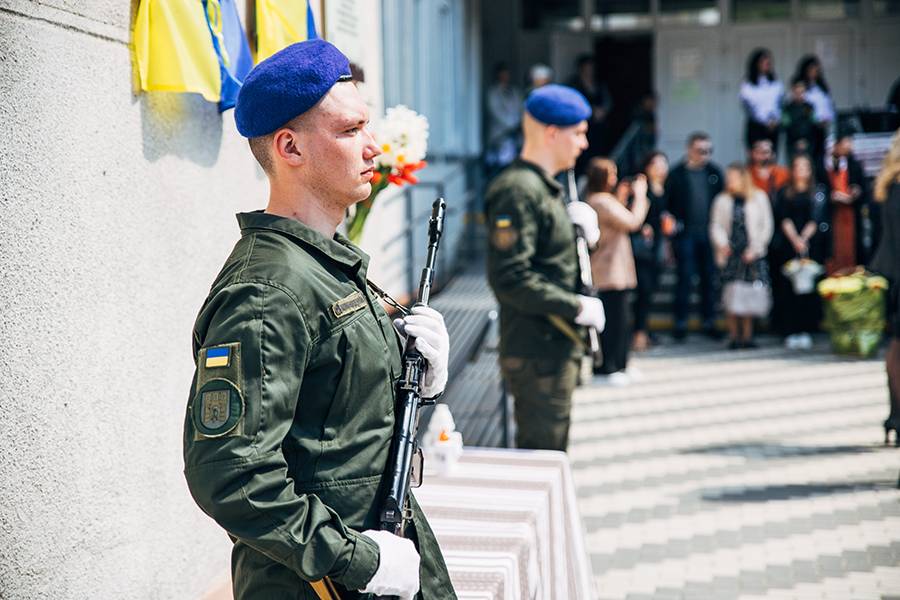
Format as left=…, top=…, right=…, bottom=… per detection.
left=414, top=448, right=595, bottom=600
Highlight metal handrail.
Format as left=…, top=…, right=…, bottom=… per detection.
left=610, top=120, right=641, bottom=165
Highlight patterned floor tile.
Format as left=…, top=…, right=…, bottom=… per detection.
left=571, top=339, right=900, bottom=599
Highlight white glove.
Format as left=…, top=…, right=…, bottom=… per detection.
left=566, top=201, right=600, bottom=247
left=393, top=305, right=449, bottom=398
left=359, top=529, right=421, bottom=599
left=575, top=294, right=606, bottom=333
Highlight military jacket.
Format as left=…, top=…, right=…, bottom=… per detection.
left=485, top=159, right=582, bottom=359
left=183, top=211, right=455, bottom=599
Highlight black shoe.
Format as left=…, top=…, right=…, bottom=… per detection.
left=728, top=339, right=741, bottom=350
left=743, top=339, right=759, bottom=349
left=672, top=328, right=687, bottom=343
left=703, top=327, right=724, bottom=341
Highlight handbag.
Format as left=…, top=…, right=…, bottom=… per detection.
left=724, top=280, right=772, bottom=317
left=728, top=256, right=771, bottom=315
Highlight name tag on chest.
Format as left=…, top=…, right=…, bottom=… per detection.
left=331, top=290, right=368, bottom=319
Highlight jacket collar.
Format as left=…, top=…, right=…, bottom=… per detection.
left=514, top=158, right=564, bottom=195
left=236, top=210, right=367, bottom=275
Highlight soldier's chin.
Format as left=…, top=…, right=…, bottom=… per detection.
left=352, top=182, right=372, bottom=203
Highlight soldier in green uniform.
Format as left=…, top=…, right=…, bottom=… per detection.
left=485, top=84, right=606, bottom=452
left=183, top=40, right=456, bottom=600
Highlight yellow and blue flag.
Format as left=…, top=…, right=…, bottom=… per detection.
left=133, top=0, right=253, bottom=109
left=205, top=346, right=231, bottom=368
left=255, top=0, right=319, bottom=63
left=203, top=0, right=253, bottom=111
left=133, top=0, right=221, bottom=102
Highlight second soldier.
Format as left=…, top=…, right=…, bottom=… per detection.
left=485, top=84, right=606, bottom=452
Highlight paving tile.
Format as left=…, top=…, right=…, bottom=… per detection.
left=570, top=339, right=900, bottom=600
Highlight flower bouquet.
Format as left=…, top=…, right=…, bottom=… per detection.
left=782, top=258, right=824, bottom=294
left=346, top=105, right=429, bottom=244
left=817, top=270, right=888, bottom=357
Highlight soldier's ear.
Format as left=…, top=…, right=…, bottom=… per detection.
left=273, top=128, right=306, bottom=167
left=545, top=125, right=559, bottom=144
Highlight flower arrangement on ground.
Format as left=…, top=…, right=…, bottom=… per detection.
left=346, top=105, right=429, bottom=243
left=817, top=269, right=888, bottom=357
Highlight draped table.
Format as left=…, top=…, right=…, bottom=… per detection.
left=413, top=448, right=595, bottom=600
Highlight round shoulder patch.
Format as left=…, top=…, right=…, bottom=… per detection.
left=192, top=378, right=244, bottom=438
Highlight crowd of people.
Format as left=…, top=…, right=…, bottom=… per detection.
left=484, top=51, right=900, bottom=402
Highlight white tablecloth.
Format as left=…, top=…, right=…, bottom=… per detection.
left=414, top=448, right=595, bottom=600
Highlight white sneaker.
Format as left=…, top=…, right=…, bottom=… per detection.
left=785, top=335, right=800, bottom=350
left=625, top=365, right=644, bottom=382
left=599, top=371, right=630, bottom=386
left=797, top=333, right=813, bottom=350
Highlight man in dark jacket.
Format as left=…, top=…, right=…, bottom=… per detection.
left=664, top=132, right=724, bottom=340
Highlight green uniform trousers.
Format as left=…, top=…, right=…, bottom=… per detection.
left=500, top=356, right=580, bottom=451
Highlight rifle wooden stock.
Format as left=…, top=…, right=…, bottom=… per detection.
left=310, top=578, right=340, bottom=600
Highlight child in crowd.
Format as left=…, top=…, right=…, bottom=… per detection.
left=782, top=78, right=816, bottom=162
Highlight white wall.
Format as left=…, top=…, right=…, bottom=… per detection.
left=0, top=2, right=265, bottom=598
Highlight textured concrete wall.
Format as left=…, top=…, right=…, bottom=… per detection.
left=0, top=2, right=265, bottom=598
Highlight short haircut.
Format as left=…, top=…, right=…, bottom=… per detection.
left=248, top=135, right=275, bottom=174
left=687, top=131, right=710, bottom=146
left=247, top=113, right=308, bottom=175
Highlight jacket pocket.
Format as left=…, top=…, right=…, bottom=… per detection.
left=294, top=473, right=383, bottom=530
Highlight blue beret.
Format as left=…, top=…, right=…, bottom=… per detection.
left=234, top=39, right=352, bottom=137
left=525, top=84, right=591, bottom=127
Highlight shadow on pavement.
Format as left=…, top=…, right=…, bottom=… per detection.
left=682, top=442, right=880, bottom=459
left=700, top=480, right=897, bottom=503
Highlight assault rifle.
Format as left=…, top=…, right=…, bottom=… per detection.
left=311, top=198, right=446, bottom=600
left=550, top=169, right=602, bottom=370
left=374, top=197, right=445, bottom=599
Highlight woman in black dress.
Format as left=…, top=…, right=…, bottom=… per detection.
left=871, top=132, right=900, bottom=445
left=631, top=151, right=669, bottom=351
left=770, top=154, right=831, bottom=348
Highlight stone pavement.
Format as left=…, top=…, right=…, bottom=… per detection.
left=569, top=337, right=900, bottom=600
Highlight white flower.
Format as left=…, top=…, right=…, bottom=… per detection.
left=372, top=105, right=429, bottom=169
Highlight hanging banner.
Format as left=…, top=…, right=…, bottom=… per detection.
left=203, top=0, right=253, bottom=111
left=255, top=0, right=319, bottom=63
left=133, top=0, right=221, bottom=102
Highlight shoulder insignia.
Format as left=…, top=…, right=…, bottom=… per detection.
left=491, top=214, right=519, bottom=251
left=332, top=290, right=367, bottom=319
left=192, top=378, right=244, bottom=438
left=192, top=342, right=244, bottom=440
left=204, top=345, right=231, bottom=368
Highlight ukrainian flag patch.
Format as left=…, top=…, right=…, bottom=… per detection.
left=205, top=346, right=231, bottom=368
left=495, top=215, right=512, bottom=228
